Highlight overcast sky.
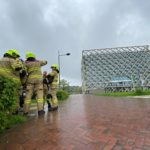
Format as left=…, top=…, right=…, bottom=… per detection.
left=0, top=0, right=150, bottom=85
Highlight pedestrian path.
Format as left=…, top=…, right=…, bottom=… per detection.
left=0, top=95, right=150, bottom=150
left=130, top=95, right=150, bottom=99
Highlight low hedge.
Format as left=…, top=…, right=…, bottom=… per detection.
left=0, top=112, right=8, bottom=132
left=57, top=90, right=69, bottom=101
left=0, top=76, right=25, bottom=133
left=0, top=76, right=18, bottom=112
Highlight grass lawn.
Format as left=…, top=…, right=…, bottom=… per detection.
left=95, top=89, right=150, bottom=97
left=7, top=115, right=27, bottom=128
left=0, top=115, right=27, bottom=134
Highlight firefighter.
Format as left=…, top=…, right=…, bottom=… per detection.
left=11, top=49, right=27, bottom=78
left=24, top=52, right=47, bottom=115
left=47, top=64, right=59, bottom=111
left=43, top=71, right=51, bottom=110
left=14, top=50, right=27, bottom=84
left=11, top=50, right=27, bottom=110
left=0, top=49, right=24, bottom=113
left=0, top=50, right=23, bottom=83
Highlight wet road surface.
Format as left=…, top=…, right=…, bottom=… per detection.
left=1, top=95, right=150, bottom=150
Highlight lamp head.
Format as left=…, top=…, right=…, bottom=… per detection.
left=66, top=53, right=70, bottom=56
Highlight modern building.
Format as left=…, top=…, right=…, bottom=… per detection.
left=81, top=45, right=150, bottom=93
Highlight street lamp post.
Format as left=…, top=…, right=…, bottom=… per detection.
left=58, top=51, right=71, bottom=88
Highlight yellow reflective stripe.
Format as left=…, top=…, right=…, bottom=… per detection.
left=29, top=75, right=42, bottom=79
left=37, top=99, right=44, bottom=103
left=54, top=77, right=58, bottom=82
left=25, top=100, right=31, bottom=104
left=53, top=99, right=58, bottom=105
left=0, top=68, right=11, bottom=73
left=28, top=67, right=40, bottom=72
left=51, top=81, right=58, bottom=84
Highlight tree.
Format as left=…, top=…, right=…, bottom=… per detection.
left=60, top=79, right=70, bottom=91
left=59, top=79, right=82, bottom=94
left=68, top=86, right=82, bottom=94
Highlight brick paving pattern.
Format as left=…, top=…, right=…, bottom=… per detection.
left=0, top=95, right=150, bottom=150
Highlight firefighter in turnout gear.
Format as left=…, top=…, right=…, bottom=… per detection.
left=14, top=50, right=27, bottom=82
left=0, top=50, right=23, bottom=84
left=11, top=50, right=27, bottom=84
left=0, top=50, right=24, bottom=113
left=43, top=71, right=51, bottom=109
left=24, top=52, right=47, bottom=115
left=47, top=64, right=59, bottom=111
left=11, top=50, right=27, bottom=110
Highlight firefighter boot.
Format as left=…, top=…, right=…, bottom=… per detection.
left=52, top=106, right=58, bottom=111
left=38, top=110, right=45, bottom=115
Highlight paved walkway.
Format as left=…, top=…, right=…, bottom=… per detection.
left=1, top=95, right=150, bottom=150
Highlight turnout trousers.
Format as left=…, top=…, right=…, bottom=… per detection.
left=24, top=82, right=44, bottom=113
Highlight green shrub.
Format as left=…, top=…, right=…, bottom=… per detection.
left=57, top=90, right=69, bottom=101
left=0, top=112, right=8, bottom=132
left=0, top=76, right=18, bottom=113
left=0, top=76, right=21, bottom=132
left=134, top=88, right=143, bottom=95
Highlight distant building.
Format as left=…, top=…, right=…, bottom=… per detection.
left=81, top=45, right=150, bottom=93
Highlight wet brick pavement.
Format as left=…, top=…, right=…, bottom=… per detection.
left=1, top=95, right=150, bottom=150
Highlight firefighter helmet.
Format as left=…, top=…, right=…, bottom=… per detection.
left=12, top=49, right=20, bottom=57
left=5, top=50, right=13, bottom=56
left=26, top=52, right=35, bottom=59
left=51, top=64, right=58, bottom=70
